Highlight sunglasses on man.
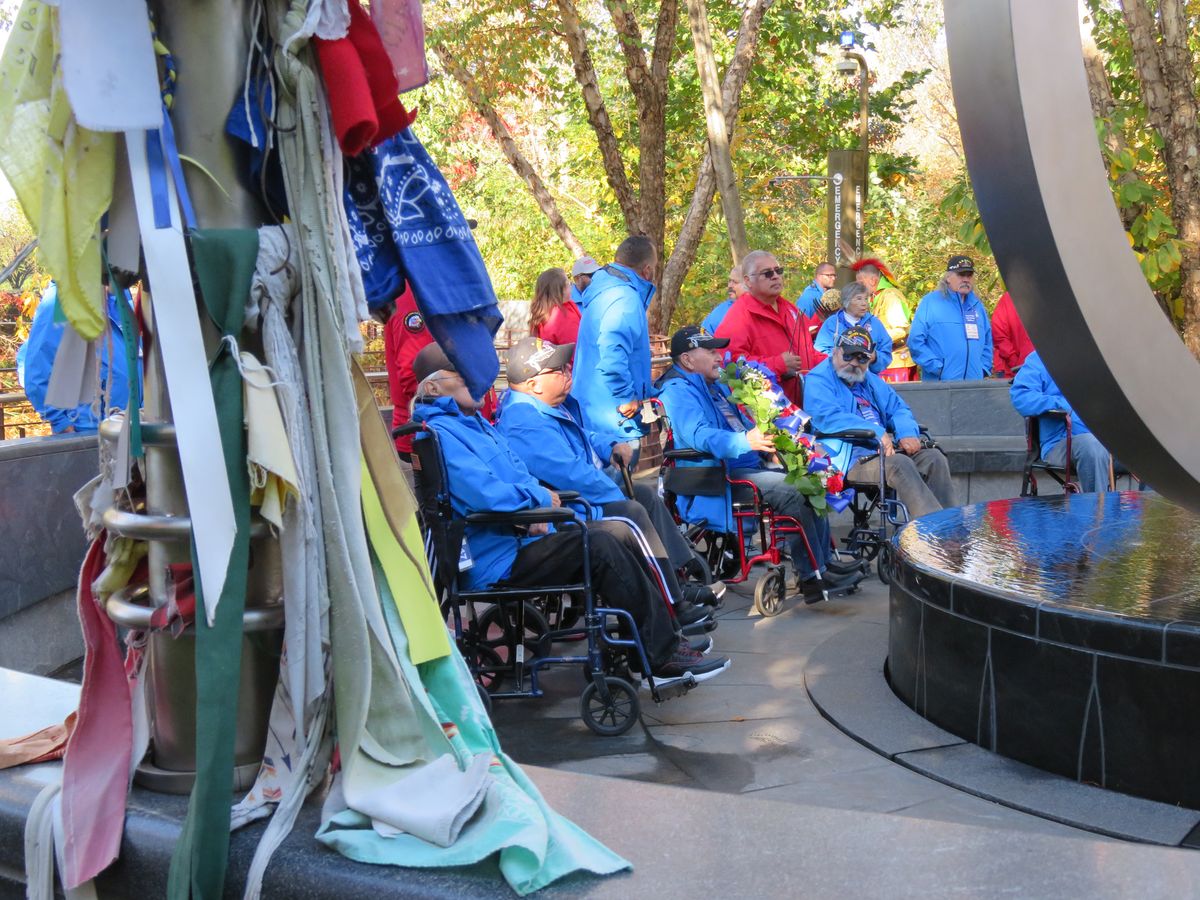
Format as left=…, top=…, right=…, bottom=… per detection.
left=843, top=351, right=871, bottom=364
left=752, top=266, right=785, bottom=278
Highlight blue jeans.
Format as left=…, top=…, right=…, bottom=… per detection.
left=1045, top=432, right=1110, bottom=492
left=732, top=468, right=831, bottom=579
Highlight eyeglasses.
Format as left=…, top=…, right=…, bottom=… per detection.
left=535, top=365, right=571, bottom=378
left=818, top=271, right=837, bottom=279
left=842, top=351, right=871, bottom=364
left=752, top=266, right=785, bottom=278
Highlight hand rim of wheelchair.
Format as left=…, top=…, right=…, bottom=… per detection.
left=474, top=602, right=551, bottom=663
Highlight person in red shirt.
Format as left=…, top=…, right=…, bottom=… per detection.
left=384, top=285, right=496, bottom=469
left=714, top=250, right=826, bottom=405
left=991, top=291, right=1035, bottom=378
left=529, top=267, right=581, bottom=346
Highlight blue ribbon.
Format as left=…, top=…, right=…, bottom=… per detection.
left=807, top=455, right=831, bottom=474
left=826, top=489, right=855, bottom=513
left=146, top=105, right=197, bottom=231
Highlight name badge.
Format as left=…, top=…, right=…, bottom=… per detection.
left=965, top=323, right=980, bottom=340
left=458, top=540, right=475, bottom=572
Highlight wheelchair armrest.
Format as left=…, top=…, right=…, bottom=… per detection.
left=555, top=490, right=581, bottom=502
left=663, top=448, right=712, bottom=461
left=813, top=428, right=878, bottom=443
left=392, top=421, right=424, bottom=439
left=1045, top=409, right=1071, bottom=418
left=466, top=507, right=577, bottom=525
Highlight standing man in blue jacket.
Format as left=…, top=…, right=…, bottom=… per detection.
left=656, top=326, right=864, bottom=603
left=1010, top=350, right=1112, bottom=492
left=806, top=327, right=955, bottom=520
left=17, top=282, right=138, bottom=433
left=571, top=235, right=658, bottom=462
left=796, top=261, right=837, bottom=317
left=410, top=343, right=727, bottom=682
left=909, top=255, right=993, bottom=381
left=498, top=336, right=723, bottom=623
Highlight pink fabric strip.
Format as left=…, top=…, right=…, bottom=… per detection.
left=370, top=0, right=428, bottom=93
left=61, top=538, right=134, bottom=888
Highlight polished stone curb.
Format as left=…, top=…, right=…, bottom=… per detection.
left=804, top=620, right=1200, bottom=846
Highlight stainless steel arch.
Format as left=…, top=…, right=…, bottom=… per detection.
left=945, top=0, right=1200, bottom=510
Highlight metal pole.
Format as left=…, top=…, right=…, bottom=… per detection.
left=843, top=51, right=870, bottom=155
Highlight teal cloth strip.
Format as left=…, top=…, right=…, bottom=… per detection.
left=166, top=228, right=259, bottom=900
left=102, top=248, right=142, bottom=457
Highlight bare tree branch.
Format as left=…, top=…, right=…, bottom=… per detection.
left=434, top=47, right=585, bottom=257
left=556, top=0, right=642, bottom=231
left=605, top=0, right=654, bottom=110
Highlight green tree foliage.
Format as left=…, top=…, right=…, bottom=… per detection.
left=421, top=0, right=930, bottom=326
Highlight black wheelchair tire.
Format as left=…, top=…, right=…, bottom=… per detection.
left=476, top=602, right=550, bottom=663
left=754, top=566, right=786, bottom=618
left=580, top=676, right=640, bottom=736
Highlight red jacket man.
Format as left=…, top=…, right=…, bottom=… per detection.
left=385, top=286, right=497, bottom=456
left=714, top=250, right=826, bottom=405
left=991, top=291, right=1034, bottom=378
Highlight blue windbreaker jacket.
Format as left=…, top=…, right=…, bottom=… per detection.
left=570, top=263, right=656, bottom=444
left=701, top=299, right=733, bottom=335
left=804, top=359, right=920, bottom=473
left=657, top=365, right=762, bottom=532
left=17, top=284, right=136, bottom=433
left=908, top=288, right=993, bottom=381
left=797, top=281, right=823, bottom=318
left=813, top=310, right=894, bottom=373
left=496, top=390, right=623, bottom=512
left=1009, top=351, right=1091, bottom=459
left=411, top=396, right=555, bottom=590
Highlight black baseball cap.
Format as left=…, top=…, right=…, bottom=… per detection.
left=946, top=255, right=975, bottom=274
left=670, top=325, right=730, bottom=359
left=413, top=343, right=456, bottom=383
left=838, top=325, right=875, bottom=354
left=506, top=336, right=575, bottom=384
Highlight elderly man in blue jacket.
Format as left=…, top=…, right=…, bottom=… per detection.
left=411, top=343, right=728, bottom=682
left=571, top=235, right=658, bottom=461
left=499, top=336, right=722, bottom=623
left=1011, top=350, right=1112, bottom=492
left=909, top=255, right=993, bottom=381
left=656, top=326, right=864, bottom=604
left=806, top=327, right=955, bottom=520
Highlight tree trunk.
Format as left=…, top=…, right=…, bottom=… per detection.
left=435, top=47, right=586, bottom=257
left=1119, top=0, right=1200, bottom=356
left=685, top=0, right=749, bottom=265
left=1079, top=5, right=1139, bottom=230
left=653, top=0, right=773, bottom=333
left=556, top=0, right=643, bottom=233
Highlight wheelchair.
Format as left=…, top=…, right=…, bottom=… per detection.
left=653, top=406, right=875, bottom=617
left=399, top=422, right=696, bottom=736
left=1020, top=410, right=1082, bottom=496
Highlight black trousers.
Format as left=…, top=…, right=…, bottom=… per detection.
left=504, top=522, right=679, bottom=670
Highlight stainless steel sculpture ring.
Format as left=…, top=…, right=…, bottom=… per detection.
left=945, top=0, right=1200, bottom=511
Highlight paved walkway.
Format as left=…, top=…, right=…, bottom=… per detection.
left=491, top=574, right=1086, bottom=838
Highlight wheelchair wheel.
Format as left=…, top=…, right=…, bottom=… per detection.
left=477, top=602, right=550, bottom=664
left=466, top=644, right=506, bottom=692
left=753, top=566, right=786, bottom=618
left=475, top=682, right=493, bottom=716
left=877, top=542, right=893, bottom=586
left=580, top=676, right=640, bottom=736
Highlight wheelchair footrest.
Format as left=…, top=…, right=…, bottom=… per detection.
left=646, top=672, right=697, bottom=703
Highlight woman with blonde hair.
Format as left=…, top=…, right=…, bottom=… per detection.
left=529, top=266, right=581, bottom=346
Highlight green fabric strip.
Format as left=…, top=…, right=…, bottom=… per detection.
left=167, top=228, right=259, bottom=900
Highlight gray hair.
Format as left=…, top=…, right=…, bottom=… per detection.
left=840, top=281, right=870, bottom=309
left=856, top=264, right=880, bottom=280
left=741, top=250, right=776, bottom=279
left=937, top=274, right=953, bottom=294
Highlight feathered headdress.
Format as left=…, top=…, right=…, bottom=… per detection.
left=850, top=257, right=895, bottom=282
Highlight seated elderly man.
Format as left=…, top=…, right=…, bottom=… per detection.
left=410, top=343, right=728, bottom=681
left=498, top=336, right=722, bottom=626
left=806, top=327, right=956, bottom=520
left=656, top=326, right=865, bottom=603
left=1011, top=350, right=1111, bottom=492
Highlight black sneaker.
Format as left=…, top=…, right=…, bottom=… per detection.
left=674, top=599, right=712, bottom=627
left=681, top=582, right=724, bottom=608
left=826, top=557, right=866, bottom=576
left=687, top=635, right=714, bottom=655
left=800, top=568, right=864, bottom=604
left=800, top=577, right=830, bottom=605
left=681, top=618, right=718, bottom=636
left=653, top=640, right=730, bottom=682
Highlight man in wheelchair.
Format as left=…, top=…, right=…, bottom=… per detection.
left=805, top=327, right=955, bottom=519
left=409, top=343, right=730, bottom=683
left=498, top=336, right=724, bottom=628
left=656, top=326, right=865, bottom=603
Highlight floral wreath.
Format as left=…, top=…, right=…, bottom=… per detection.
left=718, top=357, right=854, bottom=515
